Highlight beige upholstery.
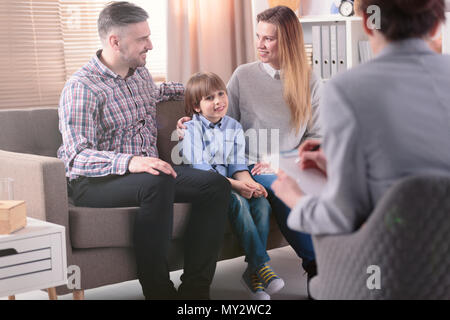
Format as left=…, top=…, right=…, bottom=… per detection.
left=0, top=102, right=287, bottom=296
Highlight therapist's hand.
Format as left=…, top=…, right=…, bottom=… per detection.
left=298, top=140, right=327, bottom=176
left=176, top=116, right=191, bottom=140
left=272, top=170, right=304, bottom=209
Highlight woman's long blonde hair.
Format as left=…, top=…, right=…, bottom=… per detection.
left=257, top=6, right=311, bottom=132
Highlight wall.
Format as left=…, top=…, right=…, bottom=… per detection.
left=299, top=0, right=339, bottom=15
left=251, top=0, right=338, bottom=18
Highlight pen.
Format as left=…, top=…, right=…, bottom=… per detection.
left=295, top=144, right=321, bottom=164
left=310, top=144, right=321, bottom=152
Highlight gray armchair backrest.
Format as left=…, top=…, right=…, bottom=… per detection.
left=0, top=100, right=185, bottom=163
left=0, top=108, right=61, bottom=157
left=311, top=175, right=450, bottom=300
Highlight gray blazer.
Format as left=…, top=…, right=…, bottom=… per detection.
left=289, top=39, right=450, bottom=235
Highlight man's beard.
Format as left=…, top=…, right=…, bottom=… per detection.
left=119, top=47, right=147, bottom=69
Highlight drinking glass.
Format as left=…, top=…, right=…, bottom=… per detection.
left=0, top=178, right=14, bottom=200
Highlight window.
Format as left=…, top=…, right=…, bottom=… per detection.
left=132, top=0, right=168, bottom=82
left=0, top=0, right=168, bottom=110
left=61, top=0, right=110, bottom=82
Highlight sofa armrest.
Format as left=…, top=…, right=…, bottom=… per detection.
left=0, top=150, right=69, bottom=230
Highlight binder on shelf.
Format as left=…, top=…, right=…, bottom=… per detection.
left=330, top=24, right=338, bottom=77
left=337, top=24, right=347, bottom=73
left=312, top=25, right=322, bottom=79
left=321, top=25, right=331, bottom=80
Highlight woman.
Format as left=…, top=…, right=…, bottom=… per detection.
left=178, top=6, right=321, bottom=283
left=273, top=0, right=450, bottom=235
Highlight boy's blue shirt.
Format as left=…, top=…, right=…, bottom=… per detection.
left=181, top=113, right=249, bottom=178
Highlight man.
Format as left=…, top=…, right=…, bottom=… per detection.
left=57, top=1, right=230, bottom=300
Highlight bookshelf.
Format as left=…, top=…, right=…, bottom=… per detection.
left=300, top=15, right=368, bottom=80
left=301, top=12, right=450, bottom=80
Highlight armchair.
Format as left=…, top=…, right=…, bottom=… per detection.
left=309, top=175, right=450, bottom=299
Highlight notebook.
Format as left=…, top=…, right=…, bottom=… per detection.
left=270, top=151, right=327, bottom=196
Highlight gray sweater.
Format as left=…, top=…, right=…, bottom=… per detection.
left=226, top=61, right=322, bottom=163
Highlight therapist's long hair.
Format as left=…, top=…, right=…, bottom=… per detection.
left=257, top=6, right=311, bottom=133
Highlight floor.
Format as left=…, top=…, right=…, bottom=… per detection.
left=2, top=246, right=309, bottom=300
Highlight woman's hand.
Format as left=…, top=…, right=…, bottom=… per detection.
left=250, top=162, right=275, bottom=176
left=272, top=170, right=304, bottom=209
left=176, top=116, right=192, bottom=140
left=298, top=140, right=327, bottom=176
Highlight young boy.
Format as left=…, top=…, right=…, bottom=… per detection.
left=181, top=72, right=285, bottom=300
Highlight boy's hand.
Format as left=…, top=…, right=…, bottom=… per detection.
left=176, top=116, right=191, bottom=140
left=235, top=180, right=257, bottom=199
left=253, top=183, right=268, bottom=198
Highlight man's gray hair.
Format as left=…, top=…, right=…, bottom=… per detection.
left=98, top=1, right=149, bottom=41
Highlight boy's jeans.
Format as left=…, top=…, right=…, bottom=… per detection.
left=228, top=191, right=271, bottom=272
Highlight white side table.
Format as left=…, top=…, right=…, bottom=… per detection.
left=0, top=218, right=67, bottom=300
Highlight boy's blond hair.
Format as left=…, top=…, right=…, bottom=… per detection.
left=185, top=72, right=227, bottom=117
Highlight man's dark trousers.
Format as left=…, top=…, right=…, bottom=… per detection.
left=70, top=166, right=231, bottom=299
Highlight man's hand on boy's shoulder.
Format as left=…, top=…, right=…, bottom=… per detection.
left=128, top=156, right=177, bottom=178
left=176, top=116, right=191, bottom=140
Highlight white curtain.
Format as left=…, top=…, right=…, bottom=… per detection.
left=167, top=0, right=256, bottom=84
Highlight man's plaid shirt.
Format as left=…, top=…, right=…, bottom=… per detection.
left=57, top=52, right=184, bottom=181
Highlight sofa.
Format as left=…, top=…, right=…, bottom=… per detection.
left=0, top=101, right=287, bottom=299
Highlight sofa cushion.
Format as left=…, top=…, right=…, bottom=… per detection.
left=69, top=201, right=285, bottom=250
left=69, top=203, right=192, bottom=249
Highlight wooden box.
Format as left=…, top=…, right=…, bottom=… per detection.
left=0, top=201, right=27, bottom=234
